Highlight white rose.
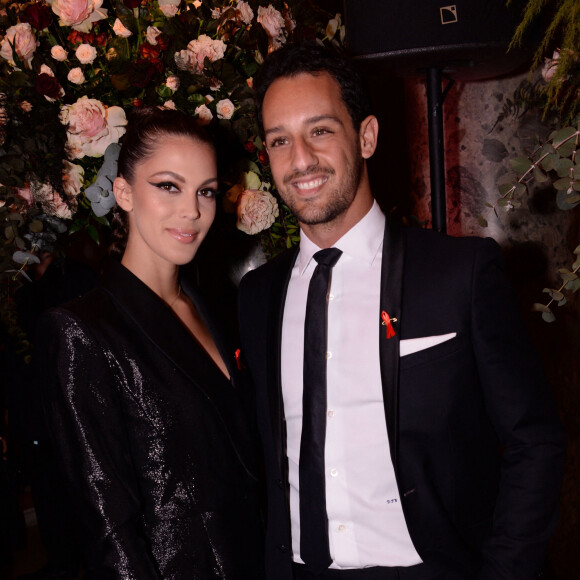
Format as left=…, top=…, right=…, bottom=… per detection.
left=59, top=96, right=127, bottom=159
left=236, top=1, right=254, bottom=25
left=236, top=189, right=279, bottom=235
left=62, top=160, right=84, bottom=197
left=75, top=43, right=97, bottom=64
left=146, top=26, right=162, bottom=46
left=194, top=104, right=213, bottom=126
left=165, top=75, right=180, bottom=91
left=159, top=0, right=181, bottom=18
left=257, top=5, right=284, bottom=39
left=51, top=45, right=68, bottom=61
left=0, top=23, right=38, bottom=67
left=67, top=67, right=85, bottom=84
left=216, top=98, right=234, bottom=120
left=47, top=0, right=108, bottom=33
left=112, top=18, right=132, bottom=38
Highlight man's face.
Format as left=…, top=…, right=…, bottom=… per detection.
left=262, top=72, right=369, bottom=230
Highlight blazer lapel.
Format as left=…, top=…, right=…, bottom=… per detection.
left=378, top=219, right=405, bottom=475
left=267, top=247, right=299, bottom=470
left=100, top=260, right=258, bottom=478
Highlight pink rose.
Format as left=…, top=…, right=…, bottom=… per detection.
left=62, top=161, right=84, bottom=197
left=216, top=98, right=234, bottom=120
left=0, top=23, right=38, bottom=67
left=59, top=96, right=127, bottom=158
left=146, top=26, right=162, bottom=45
left=51, top=45, right=68, bottom=61
left=257, top=5, right=285, bottom=48
left=236, top=1, right=254, bottom=25
left=16, top=187, right=34, bottom=206
left=165, top=75, right=180, bottom=91
left=158, top=0, right=181, bottom=18
left=175, top=35, right=226, bottom=73
left=67, top=67, right=85, bottom=84
left=236, top=189, right=279, bottom=235
left=75, top=43, right=97, bottom=64
left=47, top=0, right=108, bottom=33
left=112, top=18, right=132, bottom=38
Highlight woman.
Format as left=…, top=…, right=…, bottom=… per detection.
left=36, top=108, right=264, bottom=579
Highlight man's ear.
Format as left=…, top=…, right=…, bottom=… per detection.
left=359, top=115, right=379, bottom=160
left=113, top=177, right=133, bottom=212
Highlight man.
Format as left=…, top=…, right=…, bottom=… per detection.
left=238, top=43, right=565, bottom=580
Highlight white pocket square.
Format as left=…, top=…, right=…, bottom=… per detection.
left=399, top=333, right=457, bottom=357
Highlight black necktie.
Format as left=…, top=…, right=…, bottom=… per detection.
left=299, top=247, right=342, bottom=573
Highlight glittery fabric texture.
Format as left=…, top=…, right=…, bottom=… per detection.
left=36, top=261, right=264, bottom=579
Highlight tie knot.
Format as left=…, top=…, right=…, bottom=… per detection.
left=313, top=248, right=342, bottom=269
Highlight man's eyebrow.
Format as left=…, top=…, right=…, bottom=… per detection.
left=264, top=114, right=344, bottom=137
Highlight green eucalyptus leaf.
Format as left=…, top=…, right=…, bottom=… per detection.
left=558, top=268, right=577, bottom=283
left=514, top=183, right=527, bottom=196
left=509, top=156, right=533, bottom=174
left=565, top=278, right=580, bottom=293
left=498, top=183, right=514, bottom=196
left=532, top=303, right=550, bottom=312
left=556, top=190, right=580, bottom=210
left=540, top=153, right=557, bottom=172
left=573, top=245, right=580, bottom=255
left=557, top=297, right=567, bottom=307
left=12, top=251, right=40, bottom=265
left=533, top=166, right=549, bottom=183
left=557, top=142, right=577, bottom=159
left=541, top=310, right=556, bottom=323
left=552, top=126, right=577, bottom=149
left=29, top=220, right=43, bottom=233
left=553, top=177, right=571, bottom=191
left=477, top=215, right=488, bottom=228
left=542, top=288, right=564, bottom=301
left=553, top=157, right=574, bottom=177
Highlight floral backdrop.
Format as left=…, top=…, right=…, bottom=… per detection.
left=0, top=0, right=343, bottom=349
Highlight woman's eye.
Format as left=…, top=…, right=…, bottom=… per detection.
left=153, top=181, right=178, bottom=192
left=198, top=188, right=218, bottom=199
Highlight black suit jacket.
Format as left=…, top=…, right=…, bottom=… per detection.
left=238, top=219, right=565, bottom=580
left=36, top=259, right=264, bottom=580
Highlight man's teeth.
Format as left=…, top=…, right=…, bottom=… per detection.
left=295, top=177, right=327, bottom=190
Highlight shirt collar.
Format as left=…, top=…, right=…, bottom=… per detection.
left=296, top=200, right=385, bottom=275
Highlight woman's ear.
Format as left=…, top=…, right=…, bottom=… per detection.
left=113, top=177, right=133, bottom=212
left=359, top=115, right=379, bottom=160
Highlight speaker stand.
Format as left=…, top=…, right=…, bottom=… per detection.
left=426, top=68, right=454, bottom=234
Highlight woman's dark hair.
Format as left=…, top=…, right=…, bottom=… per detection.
left=253, top=42, right=372, bottom=136
left=109, top=107, right=216, bottom=258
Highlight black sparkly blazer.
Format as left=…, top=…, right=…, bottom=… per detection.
left=36, top=259, right=264, bottom=580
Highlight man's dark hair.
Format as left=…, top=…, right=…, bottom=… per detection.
left=254, top=42, right=372, bottom=136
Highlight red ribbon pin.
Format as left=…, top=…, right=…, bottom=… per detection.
left=234, top=348, right=245, bottom=371
left=381, top=310, right=397, bottom=339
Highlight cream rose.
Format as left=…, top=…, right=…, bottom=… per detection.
left=21, top=101, right=33, bottom=112
left=51, top=45, right=68, bottom=61
left=158, top=0, right=181, bottom=18
left=0, top=23, right=38, bottom=67
left=146, top=26, right=162, bottom=45
left=62, top=160, right=84, bottom=197
left=47, top=0, right=108, bottom=33
left=163, top=100, right=176, bottom=110
left=112, top=18, right=132, bottom=38
left=236, top=189, right=279, bottom=235
left=59, top=96, right=127, bottom=159
left=216, top=98, right=234, bottom=120
left=194, top=104, right=213, bottom=126
left=75, top=43, right=97, bottom=64
left=40, top=64, right=55, bottom=76
left=165, top=75, right=180, bottom=91
left=67, top=67, right=85, bottom=84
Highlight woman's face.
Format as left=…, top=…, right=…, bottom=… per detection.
left=114, top=134, right=218, bottom=269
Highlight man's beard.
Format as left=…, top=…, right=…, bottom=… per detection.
left=280, top=147, right=364, bottom=226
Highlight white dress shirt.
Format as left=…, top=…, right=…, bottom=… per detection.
left=281, top=201, right=422, bottom=569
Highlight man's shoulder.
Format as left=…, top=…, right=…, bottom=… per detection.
left=240, top=246, right=298, bottom=289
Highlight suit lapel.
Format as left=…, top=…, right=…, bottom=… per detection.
left=267, top=247, right=299, bottom=470
left=100, top=260, right=258, bottom=478
left=378, top=219, right=405, bottom=475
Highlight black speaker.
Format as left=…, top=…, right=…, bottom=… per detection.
left=344, top=0, right=538, bottom=79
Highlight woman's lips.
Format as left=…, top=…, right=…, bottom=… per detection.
left=167, top=229, right=198, bottom=243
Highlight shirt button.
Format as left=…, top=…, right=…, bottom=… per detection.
left=330, top=468, right=338, bottom=477
left=338, top=524, right=346, bottom=532
left=327, top=410, right=334, bottom=418
left=329, top=293, right=335, bottom=301
left=326, top=351, right=332, bottom=359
